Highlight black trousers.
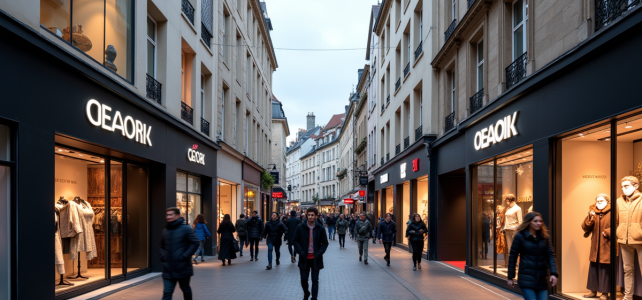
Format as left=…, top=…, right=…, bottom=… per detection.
left=162, top=277, right=192, bottom=300
left=249, top=237, right=260, bottom=257
left=383, top=242, right=392, bottom=261
left=410, top=240, right=424, bottom=265
left=338, top=234, right=346, bottom=247
left=300, top=258, right=320, bottom=299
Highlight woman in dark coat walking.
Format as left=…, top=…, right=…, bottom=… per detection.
left=406, top=213, right=428, bottom=270
left=507, top=212, right=558, bottom=300
left=217, top=214, right=237, bottom=266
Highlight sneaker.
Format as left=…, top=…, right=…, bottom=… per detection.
left=413, top=266, right=417, bottom=271
left=266, top=264, right=272, bottom=270
left=364, top=260, right=368, bottom=265
left=418, top=263, right=422, bottom=270
left=250, top=257, right=254, bottom=261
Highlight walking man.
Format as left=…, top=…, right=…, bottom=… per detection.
left=161, top=207, right=200, bottom=300
left=326, top=213, right=337, bottom=240
left=247, top=210, right=264, bottom=261
left=293, top=207, right=329, bottom=300
left=355, top=212, right=373, bottom=264
left=378, top=213, right=397, bottom=266
left=263, top=212, right=287, bottom=270
left=286, top=210, right=303, bottom=263
left=235, top=214, right=248, bottom=257
left=349, top=215, right=357, bottom=240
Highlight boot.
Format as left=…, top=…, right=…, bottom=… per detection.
left=413, top=265, right=417, bottom=271
left=266, top=264, right=272, bottom=270
left=583, top=292, right=598, bottom=298
left=359, top=256, right=362, bottom=261
left=364, top=260, right=368, bottom=265
left=222, top=261, right=226, bottom=266
left=276, top=259, right=280, bottom=265
left=250, top=256, right=254, bottom=261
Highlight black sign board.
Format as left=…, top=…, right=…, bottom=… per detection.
left=359, top=176, right=368, bottom=186
left=270, top=171, right=279, bottom=184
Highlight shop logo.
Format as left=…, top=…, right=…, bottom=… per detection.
left=344, top=198, right=354, bottom=204
left=412, top=159, right=420, bottom=172
left=400, top=163, right=407, bottom=179
left=474, top=111, right=518, bottom=151
left=86, top=99, right=152, bottom=146
left=188, top=146, right=205, bottom=165
left=380, top=173, right=389, bottom=184
left=272, top=192, right=284, bottom=198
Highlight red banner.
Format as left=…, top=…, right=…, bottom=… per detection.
left=272, top=192, right=284, bottom=198
left=344, top=198, right=354, bottom=204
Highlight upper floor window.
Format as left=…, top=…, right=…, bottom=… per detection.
left=450, top=71, right=456, bottom=113
left=477, top=41, right=484, bottom=91
left=147, top=16, right=157, bottom=77
left=512, top=0, right=528, bottom=59
left=452, top=0, right=457, bottom=21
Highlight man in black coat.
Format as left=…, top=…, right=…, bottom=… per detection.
left=286, top=210, right=303, bottom=263
left=160, top=207, right=200, bottom=300
left=247, top=210, right=264, bottom=261
left=378, top=213, right=397, bottom=266
left=293, top=207, right=329, bottom=300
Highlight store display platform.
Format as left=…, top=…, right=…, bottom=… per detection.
left=55, top=268, right=138, bottom=294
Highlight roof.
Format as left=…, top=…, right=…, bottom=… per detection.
left=271, top=98, right=290, bottom=136
left=300, top=145, right=317, bottom=159
left=323, top=113, right=345, bottom=131
left=286, top=126, right=321, bottom=154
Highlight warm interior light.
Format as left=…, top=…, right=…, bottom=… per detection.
left=626, top=125, right=633, bottom=129
left=605, top=138, right=610, bottom=141
left=57, top=148, right=62, bottom=152
left=579, top=133, right=584, bottom=137
left=100, top=160, right=104, bottom=163
left=79, top=154, right=83, bottom=156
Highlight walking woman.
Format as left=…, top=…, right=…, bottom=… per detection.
left=217, top=214, right=237, bottom=266
left=507, top=212, right=558, bottom=300
left=406, top=213, right=427, bottom=270
left=192, top=214, right=211, bottom=264
left=335, top=214, right=348, bottom=248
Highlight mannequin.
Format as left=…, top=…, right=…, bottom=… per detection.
left=581, top=194, right=611, bottom=300
left=495, top=205, right=507, bottom=261
left=617, top=176, right=642, bottom=300
left=502, top=194, right=522, bottom=266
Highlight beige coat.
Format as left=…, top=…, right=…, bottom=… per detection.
left=616, top=190, right=642, bottom=244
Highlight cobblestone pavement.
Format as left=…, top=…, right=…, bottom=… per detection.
left=100, top=233, right=521, bottom=300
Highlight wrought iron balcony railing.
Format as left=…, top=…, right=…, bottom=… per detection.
left=468, top=0, right=477, bottom=9
left=404, top=63, right=410, bottom=77
left=201, top=117, right=210, bottom=136
left=387, top=94, right=390, bottom=105
left=415, top=125, right=423, bottom=141
left=414, top=41, right=423, bottom=61
left=374, top=154, right=376, bottom=165
left=469, top=88, right=484, bottom=115
left=445, top=112, right=455, bottom=132
left=181, top=101, right=193, bottom=125
left=201, top=24, right=213, bottom=47
left=596, top=0, right=641, bottom=30
left=505, top=52, right=527, bottom=90
left=182, top=0, right=195, bottom=25
left=146, top=74, right=162, bottom=105
left=445, top=19, right=457, bottom=42
left=395, top=144, right=400, bottom=155
left=381, top=157, right=384, bottom=166
left=395, top=77, right=401, bottom=91
left=404, top=136, right=410, bottom=149
left=386, top=153, right=390, bottom=162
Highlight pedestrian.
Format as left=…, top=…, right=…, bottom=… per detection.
left=293, top=207, right=329, bottom=300
left=281, top=215, right=288, bottom=224
left=286, top=210, right=303, bottom=263
left=349, top=215, right=357, bottom=240
left=235, top=214, right=248, bottom=257
left=247, top=210, right=264, bottom=261
left=378, top=213, right=397, bottom=266
left=191, top=214, right=211, bottom=264
left=263, top=212, right=288, bottom=270
left=406, top=214, right=413, bottom=253
left=507, top=212, right=558, bottom=300
left=160, top=207, right=200, bottom=300
left=217, top=214, right=237, bottom=266
left=335, top=214, right=348, bottom=248
left=326, top=213, right=337, bottom=240
left=406, top=213, right=428, bottom=270
left=355, top=212, right=373, bottom=264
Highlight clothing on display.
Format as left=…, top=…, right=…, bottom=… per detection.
left=68, top=197, right=97, bottom=261
left=54, top=211, right=65, bottom=275
left=581, top=201, right=611, bottom=295
left=495, top=205, right=506, bottom=255
left=617, top=184, right=642, bottom=300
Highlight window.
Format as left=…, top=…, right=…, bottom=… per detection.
left=477, top=41, right=484, bottom=91
left=146, top=16, right=157, bottom=77
left=450, top=71, right=456, bottom=113
left=176, top=172, right=202, bottom=224
left=246, top=54, right=251, bottom=96
left=221, top=87, right=226, bottom=140
left=452, top=0, right=457, bottom=21
left=40, top=0, right=133, bottom=81
left=236, top=34, right=243, bottom=81
left=201, top=75, right=205, bottom=119
left=512, top=0, right=528, bottom=59
left=245, top=111, right=250, bottom=152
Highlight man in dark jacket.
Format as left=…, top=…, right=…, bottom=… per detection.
left=161, top=207, right=200, bottom=300
left=247, top=211, right=264, bottom=261
left=286, top=210, right=303, bottom=263
left=293, top=207, right=329, bottom=300
left=355, top=212, right=373, bottom=264
left=378, top=213, right=397, bottom=266
left=263, top=212, right=288, bottom=269
left=326, top=213, right=337, bottom=240
left=235, top=214, right=248, bottom=257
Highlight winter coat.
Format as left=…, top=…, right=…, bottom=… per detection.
left=378, top=220, right=397, bottom=242
left=285, top=216, right=302, bottom=243
left=263, top=219, right=287, bottom=246
left=217, top=220, right=237, bottom=261
left=293, top=221, right=329, bottom=270
left=326, top=216, right=337, bottom=226
left=335, top=219, right=348, bottom=235
left=349, top=219, right=356, bottom=230
left=355, top=219, right=373, bottom=240
left=247, top=216, right=264, bottom=239
left=507, top=230, right=558, bottom=290
left=616, top=191, right=642, bottom=244
left=160, top=217, right=200, bottom=279
left=581, top=204, right=611, bottom=264
left=235, top=218, right=248, bottom=237
left=406, top=221, right=428, bottom=242
left=193, top=222, right=211, bottom=241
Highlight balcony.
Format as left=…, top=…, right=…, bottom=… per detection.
left=181, top=101, right=193, bottom=125
left=596, top=0, right=641, bottom=30
left=182, top=0, right=195, bottom=25
left=201, top=117, right=210, bottom=136
left=381, top=157, right=384, bottom=166
left=445, top=112, right=455, bottom=132
left=415, top=125, right=423, bottom=141
left=386, top=152, right=390, bottom=162
left=374, top=154, right=376, bottom=165
left=404, top=136, right=409, bottom=149
left=146, top=74, right=162, bottom=105
left=404, top=63, right=410, bottom=78
left=381, top=104, right=385, bottom=114
left=201, top=24, right=213, bottom=47
left=506, top=52, right=527, bottom=90
left=414, top=41, right=423, bottom=61
left=468, top=0, right=477, bottom=9
left=469, top=88, right=484, bottom=115
left=395, top=144, right=400, bottom=155
left=395, top=78, right=401, bottom=91
left=387, top=94, right=390, bottom=105
left=445, top=19, right=457, bottom=42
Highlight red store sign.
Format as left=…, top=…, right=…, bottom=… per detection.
left=412, top=158, right=420, bottom=172
left=344, top=198, right=354, bottom=204
left=272, top=192, right=284, bottom=198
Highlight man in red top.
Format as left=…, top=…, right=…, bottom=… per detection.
left=293, top=207, right=329, bottom=300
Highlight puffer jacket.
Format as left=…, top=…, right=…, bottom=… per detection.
left=507, top=230, right=558, bottom=290
left=247, top=216, right=264, bottom=239
left=326, top=216, right=337, bottom=227
left=406, top=221, right=428, bottom=242
left=193, top=222, right=211, bottom=241
left=355, top=219, right=373, bottom=240
left=377, top=220, right=397, bottom=242
left=617, top=191, right=642, bottom=244
left=160, top=217, right=201, bottom=279
left=235, top=218, right=248, bottom=236
left=263, top=219, right=287, bottom=245
left=581, top=204, right=611, bottom=263
left=335, top=218, right=348, bottom=235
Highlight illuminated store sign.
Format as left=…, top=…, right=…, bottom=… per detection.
left=188, top=144, right=205, bottom=165
left=400, top=163, right=407, bottom=179
left=412, top=159, right=420, bottom=172
left=380, top=173, right=389, bottom=184
left=86, top=99, right=152, bottom=146
left=474, top=111, right=519, bottom=150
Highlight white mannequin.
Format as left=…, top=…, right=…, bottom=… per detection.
left=503, top=194, right=523, bottom=266
left=617, top=176, right=642, bottom=300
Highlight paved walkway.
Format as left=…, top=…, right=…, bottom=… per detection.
left=100, top=234, right=521, bottom=300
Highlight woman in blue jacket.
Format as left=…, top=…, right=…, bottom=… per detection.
left=192, top=214, right=211, bottom=264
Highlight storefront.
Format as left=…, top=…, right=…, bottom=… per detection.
left=430, top=9, right=642, bottom=299
left=0, top=15, right=219, bottom=299
left=271, top=187, right=287, bottom=214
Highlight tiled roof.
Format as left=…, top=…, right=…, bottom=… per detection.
left=323, top=113, right=345, bottom=131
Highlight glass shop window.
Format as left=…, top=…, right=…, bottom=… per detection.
left=413, top=176, right=429, bottom=252
left=40, top=0, right=133, bottom=81
left=244, top=185, right=259, bottom=217
left=176, top=172, right=202, bottom=225
left=0, top=124, right=10, bottom=300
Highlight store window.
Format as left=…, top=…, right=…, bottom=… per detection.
left=244, top=185, right=259, bottom=217
left=40, top=0, right=133, bottom=81
left=472, top=146, right=532, bottom=277
left=0, top=125, right=10, bottom=300
left=176, top=172, right=201, bottom=225
left=218, top=180, right=237, bottom=224
left=414, top=176, right=429, bottom=252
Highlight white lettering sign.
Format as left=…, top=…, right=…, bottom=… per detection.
left=380, top=173, right=389, bottom=184
left=474, top=111, right=518, bottom=150
left=188, top=148, right=205, bottom=165
left=400, top=163, right=407, bottom=179
left=86, top=99, right=152, bottom=146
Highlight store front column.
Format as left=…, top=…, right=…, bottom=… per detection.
left=532, top=139, right=552, bottom=224
left=394, top=184, right=403, bottom=244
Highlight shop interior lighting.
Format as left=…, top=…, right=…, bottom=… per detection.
left=626, top=123, right=633, bottom=128
left=78, top=154, right=83, bottom=156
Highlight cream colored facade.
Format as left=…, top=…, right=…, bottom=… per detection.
left=270, top=99, right=289, bottom=191
left=338, top=101, right=355, bottom=199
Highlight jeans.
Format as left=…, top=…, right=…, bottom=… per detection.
left=349, top=228, right=355, bottom=239
left=238, top=235, right=247, bottom=256
left=162, top=277, right=192, bottom=300
left=288, top=242, right=296, bottom=257
left=357, top=239, right=369, bottom=261
left=410, top=240, right=424, bottom=265
left=194, top=240, right=205, bottom=259
left=338, top=234, right=346, bottom=247
left=267, top=240, right=281, bottom=264
left=328, top=226, right=335, bottom=239
left=383, top=241, right=392, bottom=262
left=521, top=288, right=548, bottom=300
left=249, top=237, right=260, bottom=258
left=300, top=258, right=320, bottom=299
left=621, top=243, right=642, bottom=300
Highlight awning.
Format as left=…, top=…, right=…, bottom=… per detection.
left=271, top=187, right=287, bottom=200
left=318, top=200, right=334, bottom=206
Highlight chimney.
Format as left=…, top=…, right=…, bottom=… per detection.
left=307, top=112, right=315, bottom=131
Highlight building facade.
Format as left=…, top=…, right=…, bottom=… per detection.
left=285, top=117, right=321, bottom=211
left=353, top=67, right=370, bottom=213
left=338, top=100, right=356, bottom=208
left=270, top=98, right=290, bottom=213
left=366, top=4, right=381, bottom=212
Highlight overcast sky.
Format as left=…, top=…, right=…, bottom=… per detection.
left=267, top=0, right=376, bottom=145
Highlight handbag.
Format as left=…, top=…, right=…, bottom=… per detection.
left=233, top=238, right=240, bottom=252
